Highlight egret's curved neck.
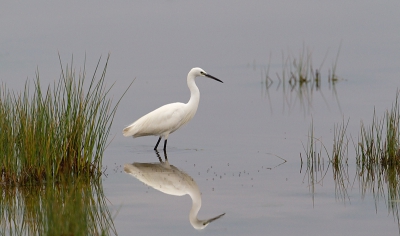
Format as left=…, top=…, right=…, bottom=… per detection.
left=188, top=188, right=203, bottom=229
left=187, top=75, right=200, bottom=108
left=187, top=172, right=224, bottom=230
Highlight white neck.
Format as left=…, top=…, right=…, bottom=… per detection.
left=188, top=188, right=205, bottom=230
left=187, top=73, right=200, bottom=108
left=188, top=187, right=225, bottom=230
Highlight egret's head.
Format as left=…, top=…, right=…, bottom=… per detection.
left=190, top=213, right=226, bottom=230
left=190, top=67, right=223, bottom=83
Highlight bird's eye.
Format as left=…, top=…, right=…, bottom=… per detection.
left=200, top=71, right=205, bottom=75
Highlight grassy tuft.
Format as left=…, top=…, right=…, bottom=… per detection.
left=302, top=118, right=350, bottom=204
left=356, top=91, right=400, bottom=228
left=357, top=91, right=400, bottom=172
left=301, top=120, right=329, bottom=206
left=0, top=54, right=131, bottom=185
left=301, top=90, right=400, bottom=229
left=261, top=45, right=344, bottom=115
left=331, top=118, right=350, bottom=202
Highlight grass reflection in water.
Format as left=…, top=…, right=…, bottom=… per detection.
left=302, top=91, right=400, bottom=233
left=260, top=45, right=343, bottom=115
left=0, top=177, right=116, bottom=236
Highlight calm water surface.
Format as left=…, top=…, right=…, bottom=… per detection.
left=1, top=1, right=400, bottom=235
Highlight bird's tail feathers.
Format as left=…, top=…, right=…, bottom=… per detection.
left=122, top=124, right=136, bottom=137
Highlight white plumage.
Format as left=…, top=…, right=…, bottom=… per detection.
left=123, top=67, right=222, bottom=150
left=124, top=154, right=225, bottom=230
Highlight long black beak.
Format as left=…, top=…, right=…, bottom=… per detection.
left=205, top=73, right=223, bottom=83
left=204, top=213, right=226, bottom=225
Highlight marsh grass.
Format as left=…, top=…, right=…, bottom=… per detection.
left=331, top=118, right=350, bottom=203
left=301, top=121, right=330, bottom=206
left=0, top=54, right=131, bottom=185
left=357, top=91, right=400, bottom=174
left=302, top=118, right=351, bottom=205
left=356, top=91, right=400, bottom=230
left=301, top=90, right=400, bottom=231
left=0, top=177, right=116, bottom=236
left=262, top=45, right=343, bottom=115
left=328, top=42, right=342, bottom=85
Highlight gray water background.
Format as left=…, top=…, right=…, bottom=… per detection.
left=1, top=1, right=400, bottom=235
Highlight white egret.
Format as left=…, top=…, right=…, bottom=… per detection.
left=124, top=152, right=225, bottom=230
left=122, top=67, right=223, bottom=150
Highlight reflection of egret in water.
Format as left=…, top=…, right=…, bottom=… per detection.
left=124, top=151, right=225, bottom=230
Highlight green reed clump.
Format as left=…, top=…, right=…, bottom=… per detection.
left=0, top=177, right=116, bottom=235
left=301, top=118, right=351, bottom=204
left=300, top=90, right=400, bottom=229
left=266, top=45, right=341, bottom=90
left=301, top=121, right=330, bottom=205
left=261, top=45, right=344, bottom=116
left=332, top=119, right=349, bottom=166
left=331, top=118, right=350, bottom=203
left=356, top=91, right=400, bottom=227
left=0, top=55, right=129, bottom=185
left=357, top=91, right=400, bottom=170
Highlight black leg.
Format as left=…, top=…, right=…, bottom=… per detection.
left=154, top=137, right=161, bottom=150
left=154, top=150, right=162, bottom=162
left=163, top=149, right=168, bottom=161
left=163, top=139, right=168, bottom=151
